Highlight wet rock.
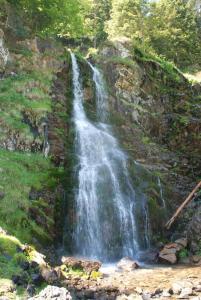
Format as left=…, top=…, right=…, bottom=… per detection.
left=61, top=256, right=101, bottom=274
left=117, top=257, right=140, bottom=271
left=28, top=285, right=72, bottom=300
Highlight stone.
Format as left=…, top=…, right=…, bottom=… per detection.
left=142, top=293, right=151, bottom=300
left=41, top=267, right=58, bottom=284
left=172, top=283, right=183, bottom=294
left=117, top=257, right=140, bottom=272
left=175, top=238, right=188, bottom=248
left=61, top=256, right=101, bottom=274
left=136, top=287, right=143, bottom=294
left=162, top=290, right=171, bottom=297
left=28, top=285, right=72, bottom=300
left=178, top=287, right=193, bottom=299
left=158, top=252, right=177, bottom=264
left=194, top=285, right=201, bottom=292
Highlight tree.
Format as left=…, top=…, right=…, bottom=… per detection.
left=85, top=0, right=112, bottom=45
left=106, top=0, right=148, bottom=42
left=6, top=0, right=85, bottom=37
left=147, top=0, right=201, bottom=67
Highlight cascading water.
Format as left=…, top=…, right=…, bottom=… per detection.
left=71, top=52, right=141, bottom=261
left=157, top=177, right=166, bottom=209
left=0, top=37, right=9, bottom=67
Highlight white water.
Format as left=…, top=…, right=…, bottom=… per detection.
left=71, top=53, right=140, bottom=261
left=0, top=38, right=9, bottom=66
left=157, top=177, right=166, bottom=208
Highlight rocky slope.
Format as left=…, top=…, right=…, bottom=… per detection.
left=92, top=40, right=201, bottom=252
left=0, top=23, right=201, bottom=299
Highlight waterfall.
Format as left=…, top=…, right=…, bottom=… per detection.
left=157, top=177, right=166, bottom=208
left=71, top=52, right=140, bottom=261
left=0, top=37, right=9, bottom=67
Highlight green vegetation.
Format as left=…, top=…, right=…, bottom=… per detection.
left=106, top=0, right=201, bottom=68
left=0, top=149, right=55, bottom=243
left=0, top=234, right=26, bottom=279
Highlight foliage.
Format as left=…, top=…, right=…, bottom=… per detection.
left=85, top=0, right=112, bottom=45
left=147, top=0, right=201, bottom=67
left=106, top=0, right=148, bottom=41
left=105, top=0, right=201, bottom=68
left=178, top=248, right=189, bottom=259
left=0, top=149, right=54, bottom=243
left=4, top=0, right=86, bottom=37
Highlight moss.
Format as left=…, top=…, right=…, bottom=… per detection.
left=0, top=235, right=28, bottom=280
left=0, top=235, right=22, bottom=256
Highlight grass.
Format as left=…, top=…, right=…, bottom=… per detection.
left=0, top=234, right=28, bottom=280
left=0, top=71, right=52, bottom=144
left=0, top=149, right=54, bottom=244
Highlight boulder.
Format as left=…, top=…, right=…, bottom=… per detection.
left=158, top=251, right=177, bottom=264
left=175, top=238, right=188, bottom=248
left=61, top=256, right=101, bottom=274
left=158, top=241, right=187, bottom=264
left=117, top=257, right=140, bottom=271
left=41, top=267, right=58, bottom=284
left=28, top=285, right=72, bottom=300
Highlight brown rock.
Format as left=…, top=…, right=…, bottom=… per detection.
left=159, top=252, right=177, bottom=264
left=41, top=267, right=58, bottom=284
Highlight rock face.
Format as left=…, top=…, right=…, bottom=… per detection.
left=117, top=257, right=140, bottom=271
left=187, top=207, right=201, bottom=254
left=97, top=40, right=201, bottom=247
left=0, top=29, right=9, bottom=72
left=29, top=285, right=72, bottom=300
left=61, top=257, right=101, bottom=274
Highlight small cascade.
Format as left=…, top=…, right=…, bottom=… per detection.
left=157, top=177, right=166, bottom=208
left=70, top=52, right=141, bottom=261
left=0, top=37, right=9, bottom=67
left=87, top=62, right=108, bottom=122
left=43, top=123, right=50, bottom=158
